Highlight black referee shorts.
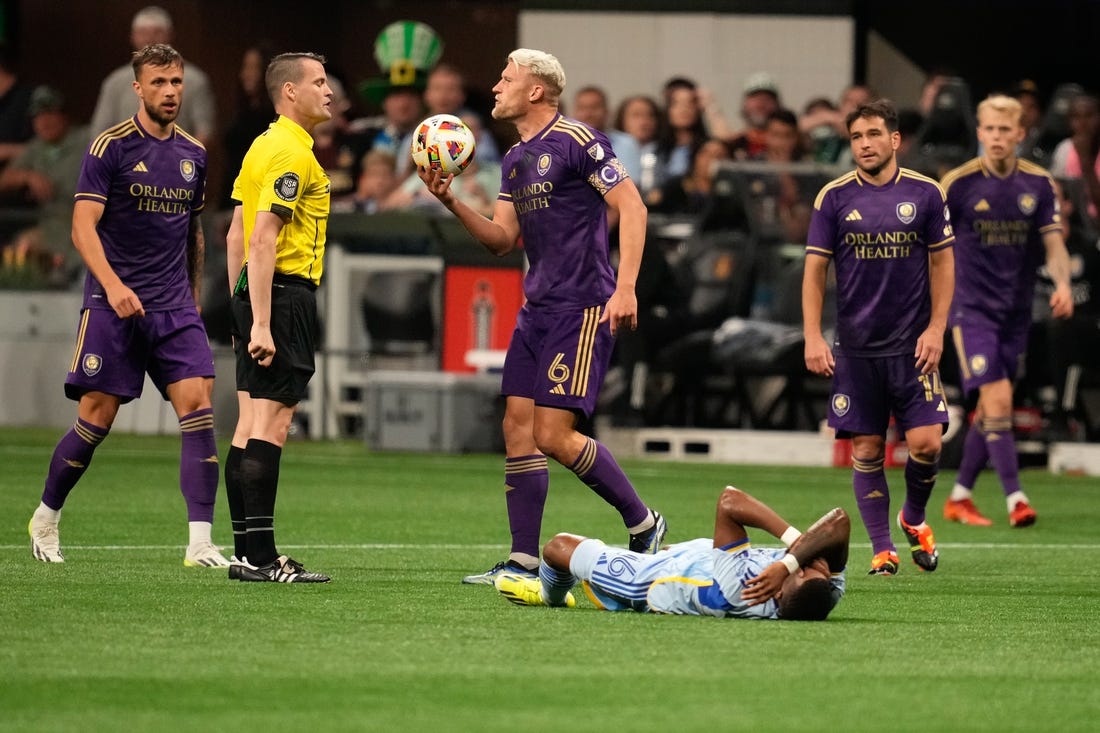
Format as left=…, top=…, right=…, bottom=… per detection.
left=230, top=275, right=319, bottom=407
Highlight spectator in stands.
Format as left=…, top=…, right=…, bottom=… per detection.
left=756, top=109, right=812, bottom=244
left=313, top=75, right=366, bottom=204
left=0, top=86, right=89, bottom=288
left=332, top=149, right=400, bottom=214
left=365, top=74, right=426, bottom=179
left=423, top=62, right=501, bottom=164
left=1050, top=91, right=1100, bottom=217
left=727, top=72, right=781, bottom=160
left=655, top=77, right=710, bottom=188
left=220, top=43, right=275, bottom=209
left=90, top=6, right=215, bottom=147
left=647, top=137, right=731, bottom=216
left=612, top=94, right=660, bottom=196
left=800, top=83, right=875, bottom=164
left=0, top=43, right=33, bottom=172
left=571, top=85, right=610, bottom=130
left=387, top=112, right=500, bottom=217
left=1036, top=179, right=1100, bottom=440
left=1015, top=79, right=1043, bottom=143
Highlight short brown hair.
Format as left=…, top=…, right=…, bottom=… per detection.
left=777, top=577, right=835, bottom=621
left=265, top=52, right=327, bottom=104
left=846, top=98, right=899, bottom=133
left=131, top=43, right=182, bottom=80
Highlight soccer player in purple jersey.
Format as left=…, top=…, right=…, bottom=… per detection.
left=27, top=44, right=227, bottom=568
left=417, top=49, right=666, bottom=584
left=940, top=95, right=1073, bottom=528
left=803, top=99, right=955, bottom=576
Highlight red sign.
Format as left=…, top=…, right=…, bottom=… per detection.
left=442, top=266, right=524, bottom=372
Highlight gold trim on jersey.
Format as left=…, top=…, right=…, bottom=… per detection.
left=570, top=306, right=601, bottom=397
left=174, top=125, right=205, bottom=150
left=898, top=167, right=948, bottom=201
left=813, top=170, right=858, bottom=210
left=90, top=119, right=139, bottom=158
left=940, top=158, right=983, bottom=192
left=545, top=116, right=595, bottom=145
left=69, top=310, right=90, bottom=374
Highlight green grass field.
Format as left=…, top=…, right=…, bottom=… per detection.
left=2, top=426, right=1098, bottom=732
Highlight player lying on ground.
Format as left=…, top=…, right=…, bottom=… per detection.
left=494, top=486, right=849, bottom=621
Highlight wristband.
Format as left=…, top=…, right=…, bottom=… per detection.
left=780, top=553, right=800, bottom=575
left=780, top=527, right=802, bottom=547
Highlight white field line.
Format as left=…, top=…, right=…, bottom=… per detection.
left=4, top=542, right=1100, bottom=551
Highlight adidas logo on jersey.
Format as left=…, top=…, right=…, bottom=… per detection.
left=974, top=198, right=990, bottom=211
left=549, top=384, right=565, bottom=395
left=845, top=209, right=862, bottom=221
left=132, top=161, right=148, bottom=172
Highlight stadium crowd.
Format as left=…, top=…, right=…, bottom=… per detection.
left=1, top=6, right=1097, bottom=447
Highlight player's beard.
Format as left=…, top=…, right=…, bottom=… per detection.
left=858, top=150, right=894, bottom=179
left=144, top=99, right=179, bottom=129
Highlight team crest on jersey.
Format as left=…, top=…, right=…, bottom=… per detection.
left=274, top=172, right=300, bottom=202
left=179, top=159, right=196, bottom=182
left=82, top=354, right=102, bottom=377
left=537, top=154, right=552, bottom=176
left=832, top=393, right=851, bottom=417
left=587, top=142, right=606, bottom=162
left=1018, top=193, right=1037, bottom=215
left=896, top=202, right=916, bottom=224
left=969, top=354, right=988, bottom=376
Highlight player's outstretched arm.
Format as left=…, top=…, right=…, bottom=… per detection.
left=417, top=167, right=519, bottom=255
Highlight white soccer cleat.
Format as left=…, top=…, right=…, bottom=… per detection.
left=29, top=514, right=64, bottom=563
left=184, top=541, right=231, bottom=568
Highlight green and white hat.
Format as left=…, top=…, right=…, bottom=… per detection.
left=360, top=20, right=443, bottom=105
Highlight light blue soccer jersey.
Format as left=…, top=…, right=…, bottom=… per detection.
left=572, top=538, right=846, bottom=619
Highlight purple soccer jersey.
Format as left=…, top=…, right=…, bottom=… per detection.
left=75, top=116, right=207, bottom=311
left=942, top=158, right=1060, bottom=328
left=806, top=168, right=954, bottom=356
left=497, top=114, right=625, bottom=310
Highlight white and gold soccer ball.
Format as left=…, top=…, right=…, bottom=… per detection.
left=410, top=114, right=477, bottom=175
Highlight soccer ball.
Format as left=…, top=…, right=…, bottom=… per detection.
left=410, top=114, right=477, bottom=175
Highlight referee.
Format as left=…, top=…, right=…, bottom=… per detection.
left=223, top=52, right=333, bottom=583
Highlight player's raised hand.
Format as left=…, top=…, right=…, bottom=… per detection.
left=417, top=166, right=456, bottom=205
left=914, top=326, right=943, bottom=375
left=804, top=334, right=835, bottom=376
left=106, top=283, right=145, bottom=319
left=1050, top=283, right=1074, bottom=319
left=742, top=562, right=789, bottom=605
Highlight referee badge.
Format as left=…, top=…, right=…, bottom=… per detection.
left=275, top=172, right=300, bottom=202
left=179, top=159, right=196, bottom=182
left=832, top=393, right=850, bottom=417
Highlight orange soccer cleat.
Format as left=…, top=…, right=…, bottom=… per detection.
left=897, top=511, right=939, bottom=572
left=867, top=550, right=900, bottom=576
left=1009, top=501, right=1037, bottom=528
left=943, top=498, right=993, bottom=526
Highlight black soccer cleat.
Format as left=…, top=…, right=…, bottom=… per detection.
left=233, top=555, right=330, bottom=583
left=629, top=510, right=668, bottom=554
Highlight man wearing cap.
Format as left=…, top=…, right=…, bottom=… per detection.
left=728, top=72, right=781, bottom=159
left=90, top=5, right=215, bottom=147
left=0, top=86, right=89, bottom=286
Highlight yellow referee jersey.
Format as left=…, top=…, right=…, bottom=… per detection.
left=232, top=115, right=330, bottom=285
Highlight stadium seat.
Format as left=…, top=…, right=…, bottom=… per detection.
left=909, top=77, right=978, bottom=177
left=1022, top=83, right=1084, bottom=167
